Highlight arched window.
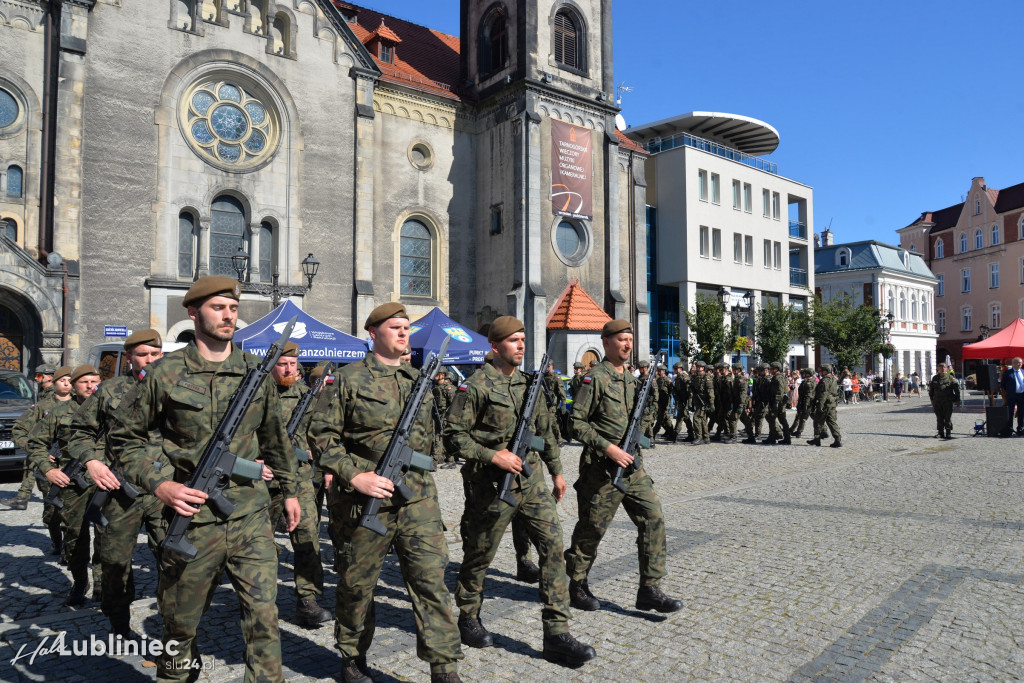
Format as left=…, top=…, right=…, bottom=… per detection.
left=178, top=211, right=197, bottom=279
left=173, top=0, right=197, bottom=30
left=209, top=195, right=246, bottom=278
left=911, top=294, right=918, bottom=321
left=257, top=220, right=273, bottom=283
left=836, top=248, right=850, bottom=267
left=553, top=8, right=584, bottom=71
left=992, top=224, right=1000, bottom=245
left=975, top=229, right=983, bottom=249
left=959, top=233, right=967, bottom=253
left=6, top=166, right=22, bottom=197
left=0, top=217, right=15, bottom=242
left=479, top=6, right=508, bottom=76
left=270, top=12, right=292, bottom=56
left=935, top=238, right=943, bottom=259
left=899, top=292, right=906, bottom=319
left=887, top=289, right=895, bottom=314
left=400, top=219, right=433, bottom=297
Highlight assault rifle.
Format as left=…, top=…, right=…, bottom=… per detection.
left=84, top=466, right=140, bottom=528
left=358, top=335, right=450, bottom=536
left=495, top=351, right=549, bottom=506
left=36, top=443, right=88, bottom=510
left=161, top=317, right=297, bottom=559
left=611, top=353, right=665, bottom=494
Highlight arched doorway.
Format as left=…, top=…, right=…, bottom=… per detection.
left=0, top=303, right=23, bottom=370
left=581, top=349, right=600, bottom=367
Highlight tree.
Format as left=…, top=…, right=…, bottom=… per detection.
left=681, top=294, right=729, bottom=363
left=805, top=292, right=879, bottom=372
left=754, top=301, right=798, bottom=365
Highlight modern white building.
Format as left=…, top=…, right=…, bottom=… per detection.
left=628, top=112, right=814, bottom=368
left=814, top=239, right=938, bottom=379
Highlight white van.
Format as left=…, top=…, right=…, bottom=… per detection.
left=87, top=340, right=188, bottom=380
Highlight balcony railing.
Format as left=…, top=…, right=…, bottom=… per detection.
left=644, top=132, right=778, bottom=175
left=789, top=220, right=807, bottom=239
left=790, top=267, right=808, bottom=287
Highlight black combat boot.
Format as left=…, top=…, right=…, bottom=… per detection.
left=430, top=673, right=463, bottom=683
left=65, top=575, right=89, bottom=607
left=457, top=615, right=493, bottom=648
left=516, top=558, right=540, bottom=584
left=762, top=437, right=778, bottom=445
left=110, top=617, right=136, bottom=639
left=636, top=584, right=683, bottom=613
left=47, top=526, right=62, bottom=556
left=568, top=580, right=600, bottom=611
left=295, top=598, right=332, bottom=628
left=806, top=438, right=821, bottom=446
left=542, top=632, right=597, bottom=666
left=829, top=441, right=843, bottom=448
left=1, top=496, right=28, bottom=510
left=780, top=435, right=792, bottom=445
left=340, top=658, right=371, bottom=683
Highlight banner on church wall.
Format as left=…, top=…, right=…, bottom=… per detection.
left=550, top=119, right=593, bottom=220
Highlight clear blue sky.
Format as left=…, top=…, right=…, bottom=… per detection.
left=368, top=1, right=1024, bottom=244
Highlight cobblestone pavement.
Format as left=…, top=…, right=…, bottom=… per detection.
left=1, top=395, right=1022, bottom=681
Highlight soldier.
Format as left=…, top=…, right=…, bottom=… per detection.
left=764, top=362, right=792, bottom=445
left=729, top=364, right=751, bottom=443
left=2, top=364, right=57, bottom=510
left=68, top=330, right=166, bottom=636
left=790, top=369, right=815, bottom=438
left=712, top=363, right=731, bottom=440
left=672, top=364, right=694, bottom=442
left=28, top=364, right=102, bottom=605
left=808, top=364, right=842, bottom=448
left=653, top=366, right=675, bottom=440
left=109, top=275, right=301, bottom=682
left=929, top=361, right=961, bottom=439
left=750, top=364, right=769, bottom=438
left=309, top=302, right=463, bottom=683
left=432, top=370, right=456, bottom=468
left=564, top=319, right=683, bottom=614
left=306, top=361, right=337, bottom=524
left=690, top=361, right=714, bottom=445
left=542, top=362, right=567, bottom=443
left=443, top=316, right=596, bottom=666
left=637, top=360, right=658, bottom=449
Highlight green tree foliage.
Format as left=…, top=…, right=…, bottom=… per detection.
left=681, top=294, right=729, bottom=363
left=755, top=302, right=797, bottom=364
left=805, top=292, right=879, bottom=372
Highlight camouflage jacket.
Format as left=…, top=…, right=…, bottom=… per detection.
left=108, top=341, right=299, bottom=523
left=640, top=371, right=658, bottom=417
left=542, top=372, right=566, bottom=412
left=306, top=377, right=338, bottom=465
left=655, top=375, right=673, bottom=406
left=277, top=380, right=314, bottom=463
left=928, top=373, right=961, bottom=403
left=691, top=373, right=714, bottom=410
left=797, top=378, right=814, bottom=412
left=308, top=353, right=436, bottom=505
left=571, top=360, right=645, bottom=468
left=673, top=374, right=690, bottom=407
left=770, top=373, right=788, bottom=406
left=754, top=376, right=773, bottom=407
left=66, top=374, right=138, bottom=465
left=731, top=374, right=748, bottom=410
left=432, top=382, right=453, bottom=419
left=12, top=394, right=57, bottom=452
left=812, top=375, right=839, bottom=413
left=26, top=396, right=87, bottom=474
left=444, top=362, right=562, bottom=482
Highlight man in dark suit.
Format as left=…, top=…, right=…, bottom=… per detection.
left=1001, top=357, right=1024, bottom=435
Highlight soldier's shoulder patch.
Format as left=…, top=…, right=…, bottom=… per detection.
left=458, top=383, right=467, bottom=391
left=175, top=379, right=207, bottom=395
left=583, top=376, right=592, bottom=384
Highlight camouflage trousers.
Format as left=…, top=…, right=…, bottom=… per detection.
left=432, top=435, right=455, bottom=466
left=673, top=408, right=693, bottom=439
left=735, top=408, right=752, bottom=437
left=692, top=406, right=711, bottom=441
left=96, top=491, right=166, bottom=623
left=266, top=465, right=323, bottom=599
left=456, top=473, right=570, bottom=636
left=641, top=411, right=656, bottom=442
left=932, top=401, right=954, bottom=434
left=15, top=459, right=44, bottom=498
left=813, top=408, right=842, bottom=443
left=511, top=513, right=537, bottom=563
left=751, top=406, right=765, bottom=436
left=157, top=509, right=282, bottom=683
left=37, top=479, right=62, bottom=538
left=791, top=409, right=810, bottom=436
left=59, top=482, right=101, bottom=589
left=329, top=493, right=462, bottom=674
left=714, top=406, right=730, bottom=436
left=565, top=455, right=667, bottom=586
left=653, top=404, right=673, bottom=438
left=765, top=403, right=791, bottom=440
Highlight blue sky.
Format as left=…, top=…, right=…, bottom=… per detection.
left=370, top=1, right=1024, bottom=245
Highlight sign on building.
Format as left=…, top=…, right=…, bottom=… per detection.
left=550, top=119, right=593, bottom=220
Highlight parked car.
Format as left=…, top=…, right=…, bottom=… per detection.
left=0, top=370, right=36, bottom=472
left=87, top=341, right=187, bottom=380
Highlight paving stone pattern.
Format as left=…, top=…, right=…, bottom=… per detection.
left=0, top=397, right=1021, bottom=681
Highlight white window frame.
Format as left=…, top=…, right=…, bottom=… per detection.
left=732, top=180, right=741, bottom=210
left=698, top=170, right=708, bottom=202
left=937, top=273, right=944, bottom=297
left=991, top=303, right=1001, bottom=329
left=763, top=239, right=771, bottom=268
left=935, top=238, right=944, bottom=259
left=733, top=232, right=742, bottom=262
left=710, top=173, right=720, bottom=205
left=992, top=224, right=1000, bottom=245
left=959, top=233, right=967, bottom=253
left=773, top=241, right=781, bottom=270
left=744, top=235, right=753, bottom=265
left=712, top=228, right=721, bottom=260
left=762, top=189, right=770, bottom=217
left=962, top=268, right=971, bottom=293
left=743, top=183, right=752, bottom=213
left=990, top=263, right=999, bottom=288
left=771, top=192, right=781, bottom=220
left=699, top=225, right=709, bottom=257
left=962, top=306, right=972, bottom=332
left=936, top=309, right=946, bottom=333
left=975, top=229, right=983, bottom=250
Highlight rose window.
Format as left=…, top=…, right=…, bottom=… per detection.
left=181, top=80, right=279, bottom=171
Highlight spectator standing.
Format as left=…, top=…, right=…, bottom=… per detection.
left=893, top=373, right=905, bottom=402
left=851, top=374, right=860, bottom=404
left=841, top=374, right=853, bottom=404
left=1000, top=357, right=1024, bottom=436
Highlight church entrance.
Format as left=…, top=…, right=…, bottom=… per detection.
left=581, top=349, right=600, bottom=367
left=0, top=303, right=24, bottom=371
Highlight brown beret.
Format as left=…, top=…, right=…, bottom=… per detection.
left=70, top=364, right=99, bottom=383
left=52, top=365, right=72, bottom=381
left=487, top=315, right=525, bottom=342
left=601, top=319, right=633, bottom=338
left=364, top=302, right=408, bottom=330
left=182, top=275, right=241, bottom=307
left=281, top=341, right=300, bottom=357
left=124, top=328, right=162, bottom=351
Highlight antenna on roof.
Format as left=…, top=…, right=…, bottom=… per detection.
left=616, top=81, right=633, bottom=106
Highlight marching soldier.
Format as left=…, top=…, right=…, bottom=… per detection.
left=929, top=361, right=961, bottom=439
left=653, top=366, right=675, bottom=440
left=2, top=363, right=56, bottom=510
left=543, top=362, right=567, bottom=443
left=790, top=369, right=815, bottom=438
left=730, top=364, right=751, bottom=444
left=711, top=363, right=730, bottom=440
left=306, top=361, right=337, bottom=524
left=569, top=361, right=586, bottom=406
left=690, top=361, right=714, bottom=445
left=638, top=360, right=658, bottom=448
left=564, top=319, right=683, bottom=615
left=809, top=364, right=842, bottom=448
left=444, top=316, right=595, bottom=666
left=672, top=364, right=694, bottom=442
left=68, top=330, right=166, bottom=636
left=109, top=276, right=302, bottom=682
left=750, top=364, right=769, bottom=439
left=309, top=302, right=463, bottom=683
left=764, top=362, right=792, bottom=445
left=432, top=370, right=457, bottom=468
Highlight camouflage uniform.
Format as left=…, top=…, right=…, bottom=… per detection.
left=638, top=366, right=658, bottom=445
left=731, top=369, right=751, bottom=441
left=653, top=372, right=674, bottom=439
left=811, top=372, right=842, bottom=446
left=564, top=361, right=669, bottom=588
left=307, top=368, right=339, bottom=524
left=431, top=379, right=455, bottom=466
left=109, top=341, right=300, bottom=683
left=308, top=353, right=461, bottom=676
left=13, top=397, right=63, bottom=546
left=66, top=374, right=166, bottom=630
left=672, top=371, right=693, bottom=440
left=443, top=362, right=570, bottom=635
left=764, top=368, right=792, bottom=443
left=690, top=368, right=714, bottom=443
left=751, top=368, right=769, bottom=437
left=543, top=370, right=566, bottom=442
left=713, top=366, right=730, bottom=438
left=928, top=372, right=961, bottom=438
left=27, top=397, right=101, bottom=595
left=10, top=384, right=54, bottom=501
left=791, top=375, right=814, bottom=437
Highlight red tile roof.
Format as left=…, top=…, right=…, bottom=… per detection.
left=616, top=129, right=647, bottom=154
left=547, top=280, right=612, bottom=331
left=337, top=2, right=461, bottom=100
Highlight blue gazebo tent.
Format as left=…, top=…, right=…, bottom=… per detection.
left=234, top=300, right=367, bottom=363
left=408, top=307, right=490, bottom=366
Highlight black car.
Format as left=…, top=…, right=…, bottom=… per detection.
left=0, top=370, right=36, bottom=472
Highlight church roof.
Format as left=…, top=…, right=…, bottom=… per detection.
left=547, top=281, right=613, bottom=331
left=339, top=2, right=461, bottom=101
left=815, top=240, right=936, bottom=280
left=615, top=129, right=647, bottom=154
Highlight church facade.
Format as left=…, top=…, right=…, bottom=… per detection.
left=0, top=0, right=648, bottom=373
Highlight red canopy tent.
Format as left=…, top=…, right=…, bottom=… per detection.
left=962, top=318, right=1024, bottom=360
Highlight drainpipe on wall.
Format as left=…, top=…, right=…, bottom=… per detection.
left=39, top=0, right=61, bottom=257
left=626, top=151, right=636, bottom=361
left=61, top=261, right=69, bottom=365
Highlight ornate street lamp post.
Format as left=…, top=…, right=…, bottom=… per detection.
left=231, top=249, right=320, bottom=308
left=718, top=287, right=753, bottom=365
left=875, top=309, right=895, bottom=401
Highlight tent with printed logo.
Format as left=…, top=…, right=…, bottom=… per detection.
left=233, top=300, right=367, bottom=363
left=408, top=307, right=490, bottom=366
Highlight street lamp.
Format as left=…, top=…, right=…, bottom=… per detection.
left=875, top=309, right=895, bottom=401
left=718, top=287, right=753, bottom=364
left=231, top=249, right=320, bottom=308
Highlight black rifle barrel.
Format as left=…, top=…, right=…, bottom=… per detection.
left=496, top=351, right=549, bottom=506
left=611, top=352, right=665, bottom=494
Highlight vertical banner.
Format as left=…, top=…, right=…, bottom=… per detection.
left=550, top=119, right=593, bottom=220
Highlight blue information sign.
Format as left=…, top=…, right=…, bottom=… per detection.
left=104, top=326, right=128, bottom=338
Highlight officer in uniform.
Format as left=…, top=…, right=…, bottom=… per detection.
left=690, top=361, right=714, bottom=445
left=68, top=330, right=166, bottom=636
left=109, top=275, right=301, bottom=682
left=309, top=302, right=462, bottom=683
left=564, top=319, right=683, bottom=614
left=809, top=364, right=842, bottom=448
left=764, top=362, right=792, bottom=445
left=637, top=360, right=658, bottom=448
left=929, top=361, right=961, bottom=439
left=790, top=369, right=814, bottom=438
left=672, top=364, right=694, bottom=442
left=2, top=364, right=57, bottom=510
left=444, top=316, right=595, bottom=666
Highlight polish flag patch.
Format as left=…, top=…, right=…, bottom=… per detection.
left=583, top=377, right=592, bottom=384
left=458, top=384, right=468, bottom=391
